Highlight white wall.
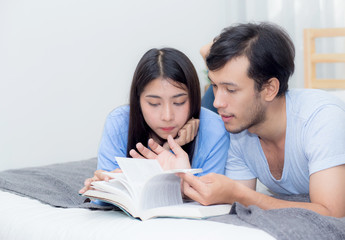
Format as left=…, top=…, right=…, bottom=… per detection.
left=2, top=0, right=343, bottom=171
left=0, top=0, right=232, bottom=170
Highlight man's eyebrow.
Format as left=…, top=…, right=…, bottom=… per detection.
left=207, top=75, right=238, bottom=87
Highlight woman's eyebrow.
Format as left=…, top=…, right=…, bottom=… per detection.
left=172, top=93, right=188, bottom=98
left=144, top=95, right=161, bottom=98
left=144, top=93, right=187, bottom=99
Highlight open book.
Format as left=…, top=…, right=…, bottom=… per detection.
left=83, top=157, right=231, bottom=221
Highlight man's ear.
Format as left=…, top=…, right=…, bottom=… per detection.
left=262, top=78, right=279, bottom=102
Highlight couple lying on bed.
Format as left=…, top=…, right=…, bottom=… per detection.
left=80, top=22, right=345, bottom=218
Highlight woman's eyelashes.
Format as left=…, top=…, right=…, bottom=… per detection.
left=147, top=101, right=187, bottom=107
left=174, top=100, right=186, bottom=106
left=148, top=102, right=160, bottom=107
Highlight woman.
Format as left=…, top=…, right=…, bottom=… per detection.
left=79, top=48, right=229, bottom=194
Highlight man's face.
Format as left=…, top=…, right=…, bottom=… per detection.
left=208, top=56, right=266, bottom=134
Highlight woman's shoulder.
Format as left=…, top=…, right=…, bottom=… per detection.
left=109, top=105, right=130, bottom=116
left=199, top=107, right=227, bottom=135
left=106, top=105, right=130, bottom=128
left=199, top=107, right=222, bottom=124
left=194, top=108, right=229, bottom=162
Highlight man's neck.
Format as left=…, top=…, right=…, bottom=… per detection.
left=249, top=95, right=286, bottom=145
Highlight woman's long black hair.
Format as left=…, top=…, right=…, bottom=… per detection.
left=127, top=48, right=201, bottom=163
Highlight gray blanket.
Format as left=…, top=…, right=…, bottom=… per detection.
left=1, top=158, right=345, bottom=240
left=0, top=158, right=114, bottom=209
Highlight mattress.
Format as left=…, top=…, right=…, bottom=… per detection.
left=0, top=190, right=274, bottom=240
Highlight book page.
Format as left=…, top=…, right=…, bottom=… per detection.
left=92, top=179, right=133, bottom=199
left=99, top=173, right=137, bottom=199
left=115, top=157, right=163, bottom=188
left=115, top=157, right=204, bottom=212
left=165, top=168, right=203, bottom=174
left=139, top=173, right=183, bottom=210
left=140, top=201, right=232, bottom=221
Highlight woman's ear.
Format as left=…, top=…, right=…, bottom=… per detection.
left=262, top=78, right=280, bottom=102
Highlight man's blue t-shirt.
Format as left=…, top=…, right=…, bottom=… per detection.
left=226, top=89, right=345, bottom=194
left=97, top=105, right=230, bottom=176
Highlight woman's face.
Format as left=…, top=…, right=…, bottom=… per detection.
left=140, top=77, right=190, bottom=141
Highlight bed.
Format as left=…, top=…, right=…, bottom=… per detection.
left=0, top=158, right=274, bottom=240
left=1, top=28, right=345, bottom=240
left=0, top=192, right=273, bottom=240
left=2, top=157, right=345, bottom=240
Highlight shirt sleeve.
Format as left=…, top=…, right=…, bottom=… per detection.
left=191, top=108, right=229, bottom=176
left=97, top=113, right=128, bottom=171
left=304, top=105, right=345, bottom=175
left=196, top=129, right=229, bottom=176
left=225, top=133, right=256, bottom=180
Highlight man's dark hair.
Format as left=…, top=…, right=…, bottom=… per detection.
left=206, top=22, right=295, bottom=96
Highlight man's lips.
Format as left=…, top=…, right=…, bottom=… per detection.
left=220, top=114, right=234, bottom=122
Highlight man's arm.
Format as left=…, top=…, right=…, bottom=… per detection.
left=200, top=41, right=213, bottom=61
left=237, top=179, right=257, bottom=190
left=179, top=164, right=345, bottom=218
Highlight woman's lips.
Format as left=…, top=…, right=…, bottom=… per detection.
left=161, top=127, right=175, bottom=132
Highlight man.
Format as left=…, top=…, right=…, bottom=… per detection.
left=132, top=22, right=345, bottom=218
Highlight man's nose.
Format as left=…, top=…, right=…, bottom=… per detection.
left=213, top=89, right=227, bottom=109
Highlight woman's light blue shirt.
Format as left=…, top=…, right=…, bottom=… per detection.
left=97, top=105, right=229, bottom=176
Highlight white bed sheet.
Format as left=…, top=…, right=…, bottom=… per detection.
left=0, top=191, right=274, bottom=240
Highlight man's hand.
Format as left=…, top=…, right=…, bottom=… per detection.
left=129, top=135, right=191, bottom=170
left=200, top=41, right=213, bottom=62
left=180, top=165, right=345, bottom=218
left=78, top=168, right=122, bottom=194
left=163, top=118, right=199, bottom=150
left=177, top=172, right=235, bottom=205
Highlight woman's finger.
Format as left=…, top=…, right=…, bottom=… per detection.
left=191, top=119, right=200, bottom=138
left=175, top=128, right=187, bottom=146
left=147, top=138, right=167, bottom=155
left=94, top=170, right=110, bottom=181
left=184, top=122, right=192, bottom=142
left=135, top=141, right=158, bottom=159
left=167, top=135, right=189, bottom=159
left=129, top=149, right=144, bottom=159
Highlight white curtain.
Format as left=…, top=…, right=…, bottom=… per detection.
left=224, top=0, right=345, bottom=88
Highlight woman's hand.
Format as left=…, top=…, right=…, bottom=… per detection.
left=163, top=118, right=200, bottom=150
left=129, top=135, right=191, bottom=171
left=78, top=168, right=122, bottom=194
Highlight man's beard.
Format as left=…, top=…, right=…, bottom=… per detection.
left=227, top=98, right=266, bottom=134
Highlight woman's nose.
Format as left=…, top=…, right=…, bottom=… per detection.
left=161, top=104, right=174, bottom=121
